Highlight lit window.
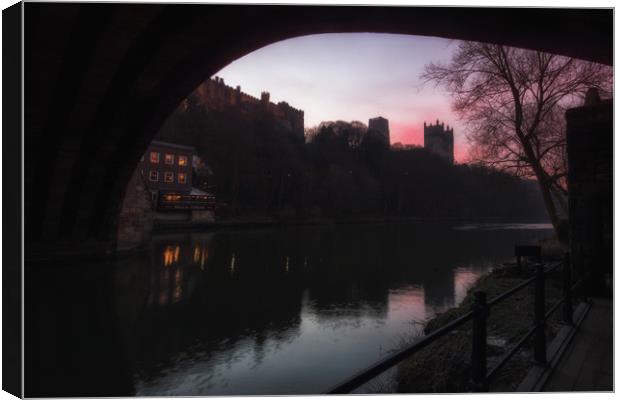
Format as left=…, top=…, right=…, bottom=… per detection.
left=164, top=172, right=174, bottom=182
left=178, top=172, right=187, bottom=184
left=149, top=171, right=158, bottom=181
left=150, top=152, right=160, bottom=163
left=165, top=153, right=174, bottom=165
left=178, top=155, right=188, bottom=166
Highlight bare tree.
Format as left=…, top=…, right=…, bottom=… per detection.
left=423, top=42, right=612, bottom=237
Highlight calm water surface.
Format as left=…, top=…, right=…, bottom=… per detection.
left=26, top=221, right=553, bottom=396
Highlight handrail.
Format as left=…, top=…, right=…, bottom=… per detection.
left=325, top=257, right=575, bottom=394
left=484, top=261, right=561, bottom=308
left=487, top=276, right=536, bottom=307
left=326, top=310, right=474, bottom=394
left=486, top=324, right=537, bottom=381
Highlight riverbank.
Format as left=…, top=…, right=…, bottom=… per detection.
left=395, top=260, right=567, bottom=393
left=153, top=215, right=551, bottom=232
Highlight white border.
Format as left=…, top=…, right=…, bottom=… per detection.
left=0, top=2, right=616, bottom=400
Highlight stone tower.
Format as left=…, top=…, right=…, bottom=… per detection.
left=424, top=119, right=454, bottom=164
left=368, top=116, right=390, bottom=145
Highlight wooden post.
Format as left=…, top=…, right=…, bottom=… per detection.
left=534, top=264, right=547, bottom=365
left=563, top=253, right=574, bottom=325
left=471, top=291, right=488, bottom=392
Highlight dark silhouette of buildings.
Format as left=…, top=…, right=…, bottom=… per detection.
left=188, top=77, right=305, bottom=140
left=424, top=120, right=454, bottom=164
left=368, top=116, right=390, bottom=145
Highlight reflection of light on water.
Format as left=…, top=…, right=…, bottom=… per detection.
left=193, top=243, right=209, bottom=270
left=453, top=223, right=553, bottom=231
left=230, top=253, right=236, bottom=274
left=454, top=266, right=484, bottom=304
left=173, top=268, right=183, bottom=303
left=200, top=246, right=208, bottom=270
left=136, top=225, right=555, bottom=395
left=193, top=245, right=201, bottom=263
left=285, top=256, right=290, bottom=273
left=159, top=268, right=170, bottom=305
left=386, top=285, right=427, bottom=335
left=163, top=245, right=180, bottom=266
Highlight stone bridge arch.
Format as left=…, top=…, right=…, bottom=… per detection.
left=24, top=3, right=612, bottom=258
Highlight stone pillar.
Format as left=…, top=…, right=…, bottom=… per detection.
left=566, top=90, right=612, bottom=297
left=116, top=170, right=155, bottom=251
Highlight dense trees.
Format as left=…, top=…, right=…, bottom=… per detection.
left=156, top=95, right=547, bottom=222
left=422, top=42, right=612, bottom=235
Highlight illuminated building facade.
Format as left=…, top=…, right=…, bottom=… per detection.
left=138, top=140, right=195, bottom=194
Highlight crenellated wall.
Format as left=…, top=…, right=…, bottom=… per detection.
left=191, top=77, right=305, bottom=139
left=424, top=120, right=454, bottom=164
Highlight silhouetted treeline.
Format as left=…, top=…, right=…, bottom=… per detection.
left=156, top=95, right=548, bottom=221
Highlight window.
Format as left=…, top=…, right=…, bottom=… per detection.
left=165, top=153, right=174, bottom=165
left=150, top=151, right=160, bottom=163
left=149, top=170, right=159, bottom=181
left=164, top=172, right=174, bottom=182
left=178, top=172, right=187, bottom=184
left=140, top=155, right=144, bottom=162
left=178, top=155, right=188, bottom=166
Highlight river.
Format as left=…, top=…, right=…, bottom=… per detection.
left=25, top=221, right=553, bottom=396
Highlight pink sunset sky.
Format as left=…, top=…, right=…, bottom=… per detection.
left=216, top=33, right=470, bottom=162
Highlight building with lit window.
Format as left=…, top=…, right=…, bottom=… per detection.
left=135, top=140, right=216, bottom=213
left=139, top=140, right=195, bottom=195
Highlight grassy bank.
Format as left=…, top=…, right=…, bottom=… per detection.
left=395, top=261, right=567, bottom=393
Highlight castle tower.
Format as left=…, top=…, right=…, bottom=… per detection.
left=368, top=116, right=390, bottom=145
left=260, top=91, right=270, bottom=104
left=424, top=120, right=454, bottom=164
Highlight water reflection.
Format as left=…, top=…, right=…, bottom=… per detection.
left=25, top=222, right=553, bottom=396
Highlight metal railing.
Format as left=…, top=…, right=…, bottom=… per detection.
left=326, top=253, right=580, bottom=394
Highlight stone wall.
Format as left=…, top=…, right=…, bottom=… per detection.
left=192, top=77, right=305, bottom=140
left=566, top=93, right=613, bottom=296
left=116, top=171, right=155, bottom=251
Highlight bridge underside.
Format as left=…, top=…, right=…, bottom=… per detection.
left=23, top=4, right=612, bottom=258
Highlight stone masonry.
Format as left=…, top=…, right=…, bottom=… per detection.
left=566, top=90, right=612, bottom=296
left=116, top=171, right=155, bottom=251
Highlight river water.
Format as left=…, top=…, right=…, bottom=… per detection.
left=25, top=221, right=553, bottom=396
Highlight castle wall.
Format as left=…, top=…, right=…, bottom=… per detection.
left=192, top=77, right=304, bottom=139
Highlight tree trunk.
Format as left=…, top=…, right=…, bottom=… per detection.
left=533, top=167, right=562, bottom=240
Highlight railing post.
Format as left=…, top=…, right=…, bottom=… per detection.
left=563, top=253, right=574, bottom=325
left=471, top=291, right=488, bottom=392
left=534, top=264, right=547, bottom=365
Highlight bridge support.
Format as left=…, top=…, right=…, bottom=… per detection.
left=566, top=90, right=613, bottom=298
